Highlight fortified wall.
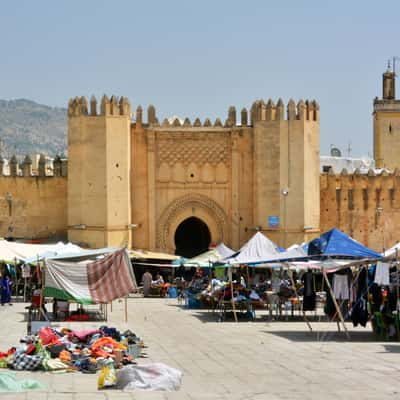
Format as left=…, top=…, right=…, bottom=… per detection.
left=130, top=98, right=320, bottom=254
left=320, top=169, right=400, bottom=251
left=65, top=94, right=320, bottom=251
left=0, top=155, right=67, bottom=240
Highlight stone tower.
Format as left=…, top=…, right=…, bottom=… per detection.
left=373, top=65, right=400, bottom=169
left=67, top=95, right=132, bottom=248
left=252, top=99, right=320, bottom=247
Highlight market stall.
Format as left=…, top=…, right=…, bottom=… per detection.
left=32, top=248, right=138, bottom=327
left=129, top=250, right=180, bottom=297
left=182, top=228, right=400, bottom=342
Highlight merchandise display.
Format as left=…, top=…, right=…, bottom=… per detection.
left=0, top=325, right=145, bottom=375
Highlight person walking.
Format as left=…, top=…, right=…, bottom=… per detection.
left=0, top=269, right=12, bottom=306
left=142, top=270, right=153, bottom=297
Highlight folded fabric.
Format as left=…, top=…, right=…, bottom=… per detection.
left=45, top=359, right=70, bottom=371
left=0, top=371, right=45, bottom=392
left=48, top=344, right=66, bottom=359
left=25, top=344, right=36, bottom=355
left=0, top=349, right=16, bottom=359
left=91, top=337, right=126, bottom=356
left=100, top=327, right=121, bottom=341
left=38, top=327, right=60, bottom=346
left=68, top=329, right=100, bottom=342
left=59, top=350, right=72, bottom=363
left=10, top=352, right=43, bottom=371
left=249, top=290, right=261, bottom=300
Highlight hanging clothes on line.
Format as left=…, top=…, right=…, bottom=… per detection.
left=302, top=270, right=316, bottom=311
left=374, top=261, right=390, bottom=286
left=351, top=267, right=369, bottom=327
left=333, top=273, right=350, bottom=300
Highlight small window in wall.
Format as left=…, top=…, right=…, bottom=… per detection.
left=363, top=189, right=368, bottom=210
left=322, top=165, right=332, bottom=173
left=390, top=188, right=395, bottom=208
left=376, top=188, right=381, bottom=207
left=336, top=189, right=341, bottom=210
left=348, top=189, right=354, bottom=210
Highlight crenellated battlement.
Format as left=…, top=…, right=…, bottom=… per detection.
left=251, top=98, right=319, bottom=124
left=68, top=95, right=131, bottom=117
left=0, top=154, right=67, bottom=177
left=134, top=99, right=319, bottom=130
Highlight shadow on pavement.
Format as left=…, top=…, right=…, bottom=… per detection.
left=380, top=344, right=400, bottom=352
left=183, top=309, right=333, bottom=324
left=265, top=330, right=383, bottom=343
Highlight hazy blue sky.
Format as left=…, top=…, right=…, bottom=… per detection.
left=1, top=0, right=399, bottom=156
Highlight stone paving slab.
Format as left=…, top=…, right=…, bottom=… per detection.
left=0, top=298, right=400, bottom=399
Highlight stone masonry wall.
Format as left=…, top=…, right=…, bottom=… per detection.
left=320, top=169, right=400, bottom=252
left=0, top=176, right=67, bottom=240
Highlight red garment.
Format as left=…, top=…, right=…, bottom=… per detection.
left=67, top=314, right=89, bottom=321
left=0, top=348, right=15, bottom=358
left=39, top=327, right=60, bottom=345
left=25, top=344, right=36, bottom=355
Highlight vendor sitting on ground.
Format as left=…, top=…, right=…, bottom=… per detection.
left=152, top=273, right=164, bottom=285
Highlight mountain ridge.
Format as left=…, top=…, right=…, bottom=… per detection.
left=0, top=98, right=67, bottom=159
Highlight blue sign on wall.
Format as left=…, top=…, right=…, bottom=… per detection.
left=268, top=215, right=280, bottom=228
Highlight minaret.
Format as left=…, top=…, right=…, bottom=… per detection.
left=373, top=61, right=400, bottom=169
left=383, top=65, right=395, bottom=100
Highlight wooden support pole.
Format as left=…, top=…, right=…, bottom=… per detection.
left=288, top=268, right=312, bottom=332
left=13, top=258, right=18, bottom=299
left=322, top=270, right=350, bottom=339
left=39, top=259, right=45, bottom=321
left=229, top=267, right=238, bottom=323
left=23, top=277, right=27, bottom=303
left=396, top=250, right=399, bottom=311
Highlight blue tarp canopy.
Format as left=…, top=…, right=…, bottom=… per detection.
left=307, top=228, right=382, bottom=259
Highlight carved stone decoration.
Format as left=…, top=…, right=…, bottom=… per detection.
left=172, top=162, right=185, bottom=182
left=215, top=162, right=228, bottom=183
left=156, top=134, right=230, bottom=168
left=156, top=193, right=229, bottom=251
left=201, top=162, right=215, bottom=182
left=157, top=162, right=171, bottom=182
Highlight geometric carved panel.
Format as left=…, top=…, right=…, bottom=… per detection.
left=156, top=133, right=230, bottom=167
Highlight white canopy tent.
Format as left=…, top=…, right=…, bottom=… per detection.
left=224, top=232, right=306, bottom=265
left=182, top=243, right=235, bottom=267
left=383, top=243, right=400, bottom=258
left=0, top=240, right=84, bottom=263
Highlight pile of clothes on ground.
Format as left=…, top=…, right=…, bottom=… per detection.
left=0, top=326, right=144, bottom=374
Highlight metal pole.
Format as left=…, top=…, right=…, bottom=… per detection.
left=229, top=267, right=238, bottom=323
left=322, top=270, right=350, bottom=339
left=288, top=268, right=312, bottom=332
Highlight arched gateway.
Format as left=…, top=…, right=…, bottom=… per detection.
left=156, top=193, right=229, bottom=255
left=174, top=217, right=211, bottom=257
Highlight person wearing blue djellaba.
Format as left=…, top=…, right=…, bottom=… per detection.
left=0, top=265, right=12, bottom=306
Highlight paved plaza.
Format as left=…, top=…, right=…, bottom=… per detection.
left=0, top=298, right=400, bottom=399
